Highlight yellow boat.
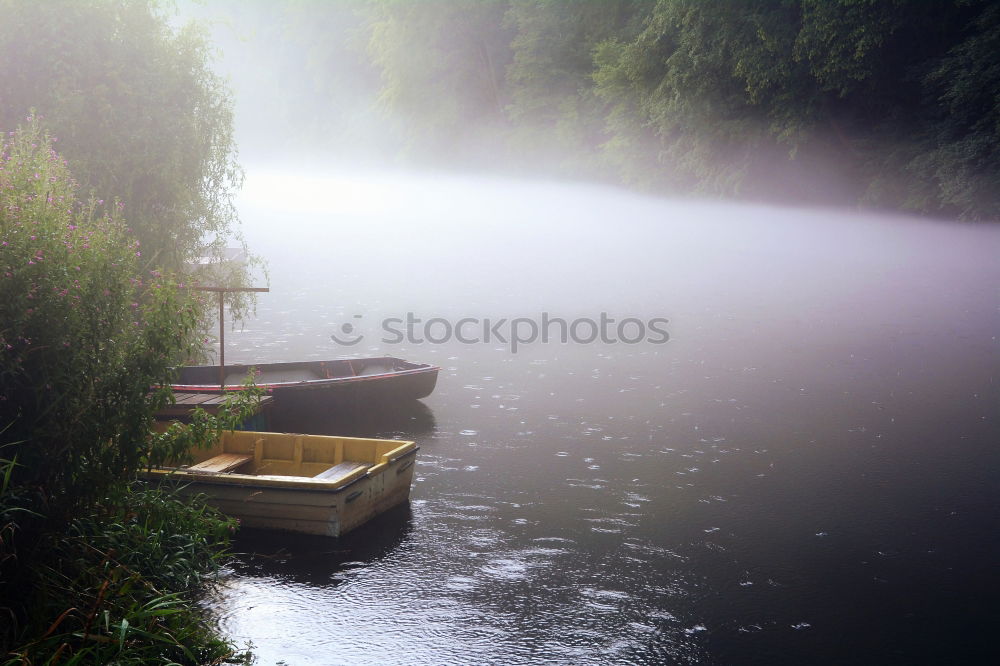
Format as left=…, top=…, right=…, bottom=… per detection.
left=142, top=431, right=418, bottom=537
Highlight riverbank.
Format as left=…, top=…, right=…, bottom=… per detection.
left=1, top=483, right=250, bottom=664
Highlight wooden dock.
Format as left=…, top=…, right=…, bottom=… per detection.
left=155, top=392, right=274, bottom=428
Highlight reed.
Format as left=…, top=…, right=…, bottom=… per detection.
left=3, top=485, right=250, bottom=665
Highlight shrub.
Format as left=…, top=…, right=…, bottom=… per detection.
left=1, top=119, right=256, bottom=660
left=0, top=118, right=204, bottom=517
left=4, top=485, right=249, bottom=665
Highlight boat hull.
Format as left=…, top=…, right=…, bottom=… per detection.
left=142, top=431, right=418, bottom=537
left=169, top=357, right=439, bottom=409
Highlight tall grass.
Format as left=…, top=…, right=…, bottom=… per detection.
left=3, top=485, right=250, bottom=665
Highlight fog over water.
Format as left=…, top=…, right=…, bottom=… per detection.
left=179, top=6, right=999, bottom=666
left=4, top=2, right=997, bottom=663
left=203, top=166, right=1000, bottom=665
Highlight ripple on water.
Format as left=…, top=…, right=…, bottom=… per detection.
left=578, top=586, right=630, bottom=613
left=585, top=516, right=638, bottom=532
left=444, top=575, right=478, bottom=592
left=481, top=557, right=530, bottom=580
left=533, top=536, right=576, bottom=545
left=461, top=528, right=504, bottom=549
left=566, top=478, right=606, bottom=490
left=447, top=503, right=497, bottom=513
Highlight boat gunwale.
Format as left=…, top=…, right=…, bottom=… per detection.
left=143, top=445, right=417, bottom=493
left=169, top=365, right=439, bottom=392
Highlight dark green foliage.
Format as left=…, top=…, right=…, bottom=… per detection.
left=0, top=120, right=204, bottom=518
left=907, top=3, right=1000, bottom=220
left=1, top=121, right=260, bottom=663
left=504, top=0, right=647, bottom=177
left=148, top=381, right=266, bottom=472
left=0, top=3, right=262, bottom=660
left=364, top=0, right=1000, bottom=220
left=3, top=486, right=248, bottom=665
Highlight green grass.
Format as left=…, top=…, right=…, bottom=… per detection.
left=2, top=485, right=251, bottom=665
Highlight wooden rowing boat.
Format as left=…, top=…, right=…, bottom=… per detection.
left=173, top=288, right=437, bottom=413
left=170, top=357, right=439, bottom=407
left=142, top=430, right=418, bottom=537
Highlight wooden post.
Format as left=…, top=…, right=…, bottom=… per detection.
left=192, top=286, right=269, bottom=389
left=218, top=291, right=225, bottom=388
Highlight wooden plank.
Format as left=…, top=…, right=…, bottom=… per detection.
left=164, top=393, right=272, bottom=406
left=153, top=394, right=273, bottom=421
left=188, top=453, right=252, bottom=474
left=186, top=393, right=220, bottom=406
left=253, top=438, right=264, bottom=469
left=174, top=393, right=216, bottom=405
left=314, top=461, right=370, bottom=480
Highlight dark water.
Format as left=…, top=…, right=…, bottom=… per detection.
left=206, top=169, right=1000, bottom=665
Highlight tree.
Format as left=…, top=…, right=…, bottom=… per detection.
left=905, top=3, right=1000, bottom=220
left=368, top=0, right=514, bottom=164
left=504, top=0, right=647, bottom=177
left=593, top=0, right=853, bottom=201
left=0, top=119, right=204, bottom=515
left=0, top=0, right=247, bottom=270
left=590, top=0, right=999, bottom=218
left=0, top=120, right=263, bottom=661
left=358, top=0, right=1000, bottom=220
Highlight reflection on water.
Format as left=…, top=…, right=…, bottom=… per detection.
left=228, top=504, right=414, bottom=584
left=270, top=400, right=437, bottom=439
left=207, top=168, right=1000, bottom=665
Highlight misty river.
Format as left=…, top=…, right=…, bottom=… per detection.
left=206, top=168, right=999, bottom=665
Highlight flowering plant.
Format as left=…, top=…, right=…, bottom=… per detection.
left=0, top=119, right=205, bottom=513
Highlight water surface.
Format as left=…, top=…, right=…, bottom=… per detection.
left=206, top=169, right=1000, bottom=665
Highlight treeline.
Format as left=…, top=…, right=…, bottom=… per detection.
left=355, top=0, right=999, bottom=220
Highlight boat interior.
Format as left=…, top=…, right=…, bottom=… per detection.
left=160, top=430, right=416, bottom=484
left=174, top=357, right=420, bottom=387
